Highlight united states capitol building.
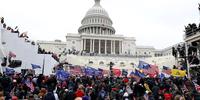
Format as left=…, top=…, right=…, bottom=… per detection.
left=37, top=0, right=177, bottom=69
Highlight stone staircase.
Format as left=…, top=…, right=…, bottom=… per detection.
left=0, top=23, right=58, bottom=75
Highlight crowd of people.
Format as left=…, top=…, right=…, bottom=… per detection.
left=0, top=70, right=200, bottom=100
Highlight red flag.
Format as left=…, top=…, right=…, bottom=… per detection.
left=9, top=51, right=16, bottom=58
left=113, top=68, right=121, bottom=77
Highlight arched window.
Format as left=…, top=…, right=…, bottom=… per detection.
left=99, top=61, right=104, bottom=65
left=89, top=61, right=93, bottom=64
left=130, top=62, right=135, bottom=66
left=120, top=62, right=125, bottom=67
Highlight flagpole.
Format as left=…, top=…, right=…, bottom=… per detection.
left=42, top=54, right=45, bottom=75
left=198, top=3, right=200, bottom=21
left=185, top=42, right=191, bottom=79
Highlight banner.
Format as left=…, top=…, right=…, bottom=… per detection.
left=70, top=66, right=83, bottom=76
left=85, top=67, right=97, bottom=76
left=138, top=61, right=150, bottom=69
left=56, top=70, right=70, bottom=81
left=171, top=69, right=186, bottom=77
left=5, top=67, right=15, bottom=75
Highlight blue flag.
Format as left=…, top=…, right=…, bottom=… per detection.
left=96, top=68, right=103, bottom=76
left=5, top=68, right=15, bottom=75
left=31, top=64, right=41, bottom=69
left=85, top=67, right=97, bottom=76
left=135, top=69, right=146, bottom=78
left=129, top=71, right=135, bottom=76
left=163, top=66, right=169, bottom=70
left=56, top=70, right=69, bottom=81
left=138, top=61, right=150, bottom=69
left=159, top=73, right=165, bottom=79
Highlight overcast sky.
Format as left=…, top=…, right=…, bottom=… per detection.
left=0, top=0, right=199, bottom=49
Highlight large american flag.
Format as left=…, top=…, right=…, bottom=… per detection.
left=162, top=66, right=171, bottom=75
left=143, top=64, right=159, bottom=77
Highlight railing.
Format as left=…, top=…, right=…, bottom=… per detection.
left=71, top=53, right=153, bottom=58
left=185, top=28, right=200, bottom=38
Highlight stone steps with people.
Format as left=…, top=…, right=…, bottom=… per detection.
left=0, top=20, right=58, bottom=75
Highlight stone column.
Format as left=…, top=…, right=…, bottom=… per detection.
left=81, top=39, right=83, bottom=51
left=90, top=28, right=92, bottom=34
left=105, top=40, right=107, bottom=54
left=99, top=39, right=101, bottom=54
left=92, top=39, right=94, bottom=52
left=111, top=40, right=113, bottom=54
left=84, top=39, right=86, bottom=51
left=90, top=39, right=92, bottom=53
left=121, top=41, right=123, bottom=54
left=119, top=41, right=121, bottom=54
left=113, top=40, right=115, bottom=54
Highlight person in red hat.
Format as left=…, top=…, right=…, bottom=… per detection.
left=75, top=85, right=85, bottom=97
left=11, top=96, right=18, bottom=100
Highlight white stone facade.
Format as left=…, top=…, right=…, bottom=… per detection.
left=37, top=40, right=67, bottom=55
left=65, top=0, right=136, bottom=55
left=135, top=46, right=155, bottom=57
left=37, top=0, right=178, bottom=68
left=123, top=37, right=136, bottom=55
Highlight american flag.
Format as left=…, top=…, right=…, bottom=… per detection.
left=162, top=66, right=171, bottom=75
left=143, top=64, right=159, bottom=77
left=25, top=80, right=35, bottom=92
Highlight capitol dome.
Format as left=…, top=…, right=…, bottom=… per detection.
left=78, top=0, right=115, bottom=35
left=85, top=1, right=109, bottom=17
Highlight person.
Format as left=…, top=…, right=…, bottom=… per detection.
left=0, top=90, right=5, bottom=100
left=75, top=85, right=85, bottom=98
left=98, top=88, right=106, bottom=100
left=3, top=23, right=6, bottom=28
left=43, top=76, right=59, bottom=100
left=134, top=83, right=146, bottom=100
left=123, top=91, right=129, bottom=100
left=1, top=17, right=4, bottom=24
left=163, top=90, right=173, bottom=100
